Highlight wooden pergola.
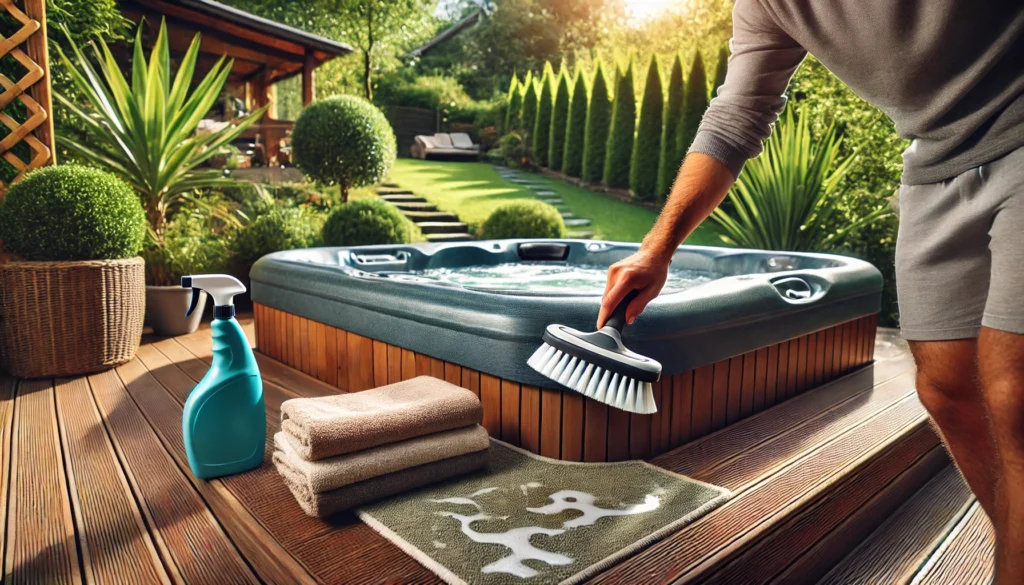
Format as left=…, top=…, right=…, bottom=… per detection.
left=120, top=0, right=353, bottom=163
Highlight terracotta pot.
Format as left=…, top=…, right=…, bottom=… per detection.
left=145, top=286, right=207, bottom=336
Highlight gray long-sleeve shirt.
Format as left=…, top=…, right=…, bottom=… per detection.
left=691, top=0, right=1024, bottom=185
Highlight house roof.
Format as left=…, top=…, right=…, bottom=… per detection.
left=410, top=9, right=482, bottom=58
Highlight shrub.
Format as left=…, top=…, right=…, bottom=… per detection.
left=504, top=75, right=523, bottom=131
left=141, top=211, right=231, bottom=286
left=677, top=51, right=708, bottom=157
left=630, top=55, right=664, bottom=201
left=231, top=207, right=324, bottom=269
left=292, top=95, right=397, bottom=202
left=658, top=54, right=686, bottom=198
left=549, top=71, right=571, bottom=171
left=520, top=79, right=540, bottom=146
left=480, top=200, right=566, bottom=239
left=0, top=165, right=145, bottom=261
left=712, top=45, right=729, bottom=98
left=562, top=71, right=589, bottom=177
left=582, top=62, right=612, bottom=182
left=322, top=199, right=413, bottom=246
left=496, top=131, right=533, bottom=169
left=603, top=60, right=636, bottom=189
left=532, top=64, right=555, bottom=167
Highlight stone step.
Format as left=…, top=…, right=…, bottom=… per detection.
left=393, top=201, right=438, bottom=212
left=416, top=221, right=469, bottom=235
left=380, top=181, right=400, bottom=188
left=560, top=212, right=575, bottom=219
left=533, top=190, right=558, bottom=196
left=376, top=187, right=415, bottom=195
left=425, top=233, right=474, bottom=243
left=538, top=198, right=563, bottom=205
left=380, top=194, right=427, bottom=203
left=563, top=218, right=591, bottom=227
left=403, top=210, right=461, bottom=223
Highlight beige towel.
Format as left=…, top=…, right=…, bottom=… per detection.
left=280, top=376, right=482, bottom=461
left=273, top=425, right=489, bottom=493
left=276, top=449, right=490, bottom=517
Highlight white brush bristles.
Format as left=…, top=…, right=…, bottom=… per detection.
left=527, top=342, right=657, bottom=414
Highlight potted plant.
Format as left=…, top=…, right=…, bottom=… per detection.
left=54, top=20, right=265, bottom=333
left=0, top=165, right=147, bottom=378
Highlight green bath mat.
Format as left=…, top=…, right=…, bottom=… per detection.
left=357, top=441, right=731, bottom=585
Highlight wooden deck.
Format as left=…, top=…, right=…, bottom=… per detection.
left=0, top=318, right=993, bottom=584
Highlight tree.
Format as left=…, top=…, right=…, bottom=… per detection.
left=521, top=77, right=540, bottom=146
left=630, top=55, right=663, bottom=200
left=532, top=63, right=556, bottom=166
left=331, top=0, right=433, bottom=100
left=603, top=60, right=636, bottom=189
left=582, top=62, right=612, bottom=183
left=505, top=74, right=523, bottom=131
left=657, top=53, right=686, bottom=198
left=712, top=45, right=728, bottom=98
left=677, top=51, right=709, bottom=159
left=562, top=70, right=589, bottom=176
left=549, top=70, right=571, bottom=170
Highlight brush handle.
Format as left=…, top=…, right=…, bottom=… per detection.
left=604, top=290, right=639, bottom=332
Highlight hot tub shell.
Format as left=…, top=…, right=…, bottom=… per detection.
left=252, top=240, right=881, bottom=461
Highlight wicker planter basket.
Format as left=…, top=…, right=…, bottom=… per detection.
left=0, top=258, right=145, bottom=378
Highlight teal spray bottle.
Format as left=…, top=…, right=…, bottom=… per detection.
left=180, top=274, right=266, bottom=479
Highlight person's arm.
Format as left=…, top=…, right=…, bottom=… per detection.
left=598, top=0, right=808, bottom=328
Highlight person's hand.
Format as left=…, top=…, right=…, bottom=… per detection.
left=598, top=248, right=671, bottom=328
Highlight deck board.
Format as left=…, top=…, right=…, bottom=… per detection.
left=0, top=375, right=15, bottom=578
left=915, top=501, right=994, bottom=585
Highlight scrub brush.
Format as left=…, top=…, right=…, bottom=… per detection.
left=527, top=291, right=662, bottom=414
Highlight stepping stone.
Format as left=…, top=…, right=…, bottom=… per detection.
left=567, top=230, right=594, bottom=239
left=563, top=218, right=591, bottom=227
left=533, top=190, right=557, bottom=196
left=426, top=233, right=474, bottom=243
left=380, top=194, right=427, bottom=203
left=393, top=201, right=438, bottom=212
left=560, top=212, right=575, bottom=219
left=538, top=198, right=563, bottom=205
left=416, top=221, right=469, bottom=235
left=404, top=210, right=460, bottom=223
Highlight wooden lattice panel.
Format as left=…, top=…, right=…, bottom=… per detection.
left=0, top=0, right=53, bottom=194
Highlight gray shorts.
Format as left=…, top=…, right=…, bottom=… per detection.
left=896, top=146, right=1024, bottom=341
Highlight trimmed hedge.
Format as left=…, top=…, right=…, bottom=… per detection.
left=480, top=200, right=566, bottom=239
left=520, top=79, right=539, bottom=147
left=712, top=45, right=729, bottom=99
left=677, top=51, right=709, bottom=158
left=321, top=199, right=413, bottom=246
left=562, top=71, right=589, bottom=177
left=292, top=95, right=396, bottom=201
left=548, top=70, right=571, bottom=171
left=0, top=165, right=145, bottom=261
left=504, top=74, right=522, bottom=131
left=231, top=207, right=324, bottom=269
left=603, top=60, right=636, bottom=189
left=532, top=64, right=555, bottom=167
left=658, top=53, right=686, bottom=198
left=582, top=62, right=612, bottom=183
left=630, top=55, right=664, bottom=201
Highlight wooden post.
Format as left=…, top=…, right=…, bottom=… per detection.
left=302, top=50, right=316, bottom=105
left=23, top=0, right=54, bottom=165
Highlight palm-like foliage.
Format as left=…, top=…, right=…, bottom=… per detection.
left=54, top=20, right=266, bottom=236
left=710, top=107, right=887, bottom=251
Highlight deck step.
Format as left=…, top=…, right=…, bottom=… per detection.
left=403, top=210, right=460, bottom=223
left=425, top=233, right=473, bottom=243
left=416, top=221, right=469, bottom=235
left=393, top=201, right=439, bottom=212
left=814, top=465, right=975, bottom=585
left=379, top=194, right=427, bottom=203
left=913, top=501, right=994, bottom=585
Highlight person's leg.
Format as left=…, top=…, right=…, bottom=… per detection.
left=909, top=339, right=997, bottom=516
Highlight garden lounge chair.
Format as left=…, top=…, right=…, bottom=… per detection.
left=411, top=132, right=480, bottom=160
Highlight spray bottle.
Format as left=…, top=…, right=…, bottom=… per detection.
left=180, top=274, right=265, bottom=479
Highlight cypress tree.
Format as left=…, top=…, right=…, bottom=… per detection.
left=582, top=62, right=612, bottom=183
left=657, top=54, right=686, bottom=198
left=603, top=60, right=636, bottom=189
left=677, top=51, right=708, bottom=159
left=562, top=71, right=589, bottom=177
left=712, top=45, right=729, bottom=99
left=521, top=78, right=539, bottom=147
left=504, top=74, right=521, bottom=132
left=532, top=63, right=556, bottom=167
left=548, top=71, right=571, bottom=171
left=630, top=55, right=664, bottom=200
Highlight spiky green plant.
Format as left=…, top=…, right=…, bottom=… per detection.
left=582, top=62, right=612, bottom=182
left=562, top=71, right=589, bottom=177
left=532, top=63, right=555, bottom=167
left=521, top=78, right=539, bottom=146
left=549, top=71, right=571, bottom=171
left=503, top=74, right=521, bottom=132
left=677, top=51, right=708, bottom=158
left=712, top=45, right=729, bottom=98
left=657, top=54, right=685, bottom=198
left=709, top=107, right=887, bottom=251
left=603, top=60, right=635, bottom=189
left=630, top=55, right=663, bottom=201
left=54, top=20, right=265, bottom=236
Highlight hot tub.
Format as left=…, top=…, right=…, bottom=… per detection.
left=251, top=240, right=881, bottom=462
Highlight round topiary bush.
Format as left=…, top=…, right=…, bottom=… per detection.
left=0, top=165, right=145, bottom=261
left=231, top=207, right=324, bottom=268
left=321, top=199, right=413, bottom=246
left=480, top=200, right=566, bottom=239
left=291, top=95, right=397, bottom=201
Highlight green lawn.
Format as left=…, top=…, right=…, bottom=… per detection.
left=386, top=159, right=719, bottom=244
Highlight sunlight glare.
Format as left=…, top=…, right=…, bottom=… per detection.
left=624, top=0, right=683, bottom=25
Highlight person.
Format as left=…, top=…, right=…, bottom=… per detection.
left=599, top=1, right=1024, bottom=581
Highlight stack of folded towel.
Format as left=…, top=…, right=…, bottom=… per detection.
left=274, top=376, right=490, bottom=517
